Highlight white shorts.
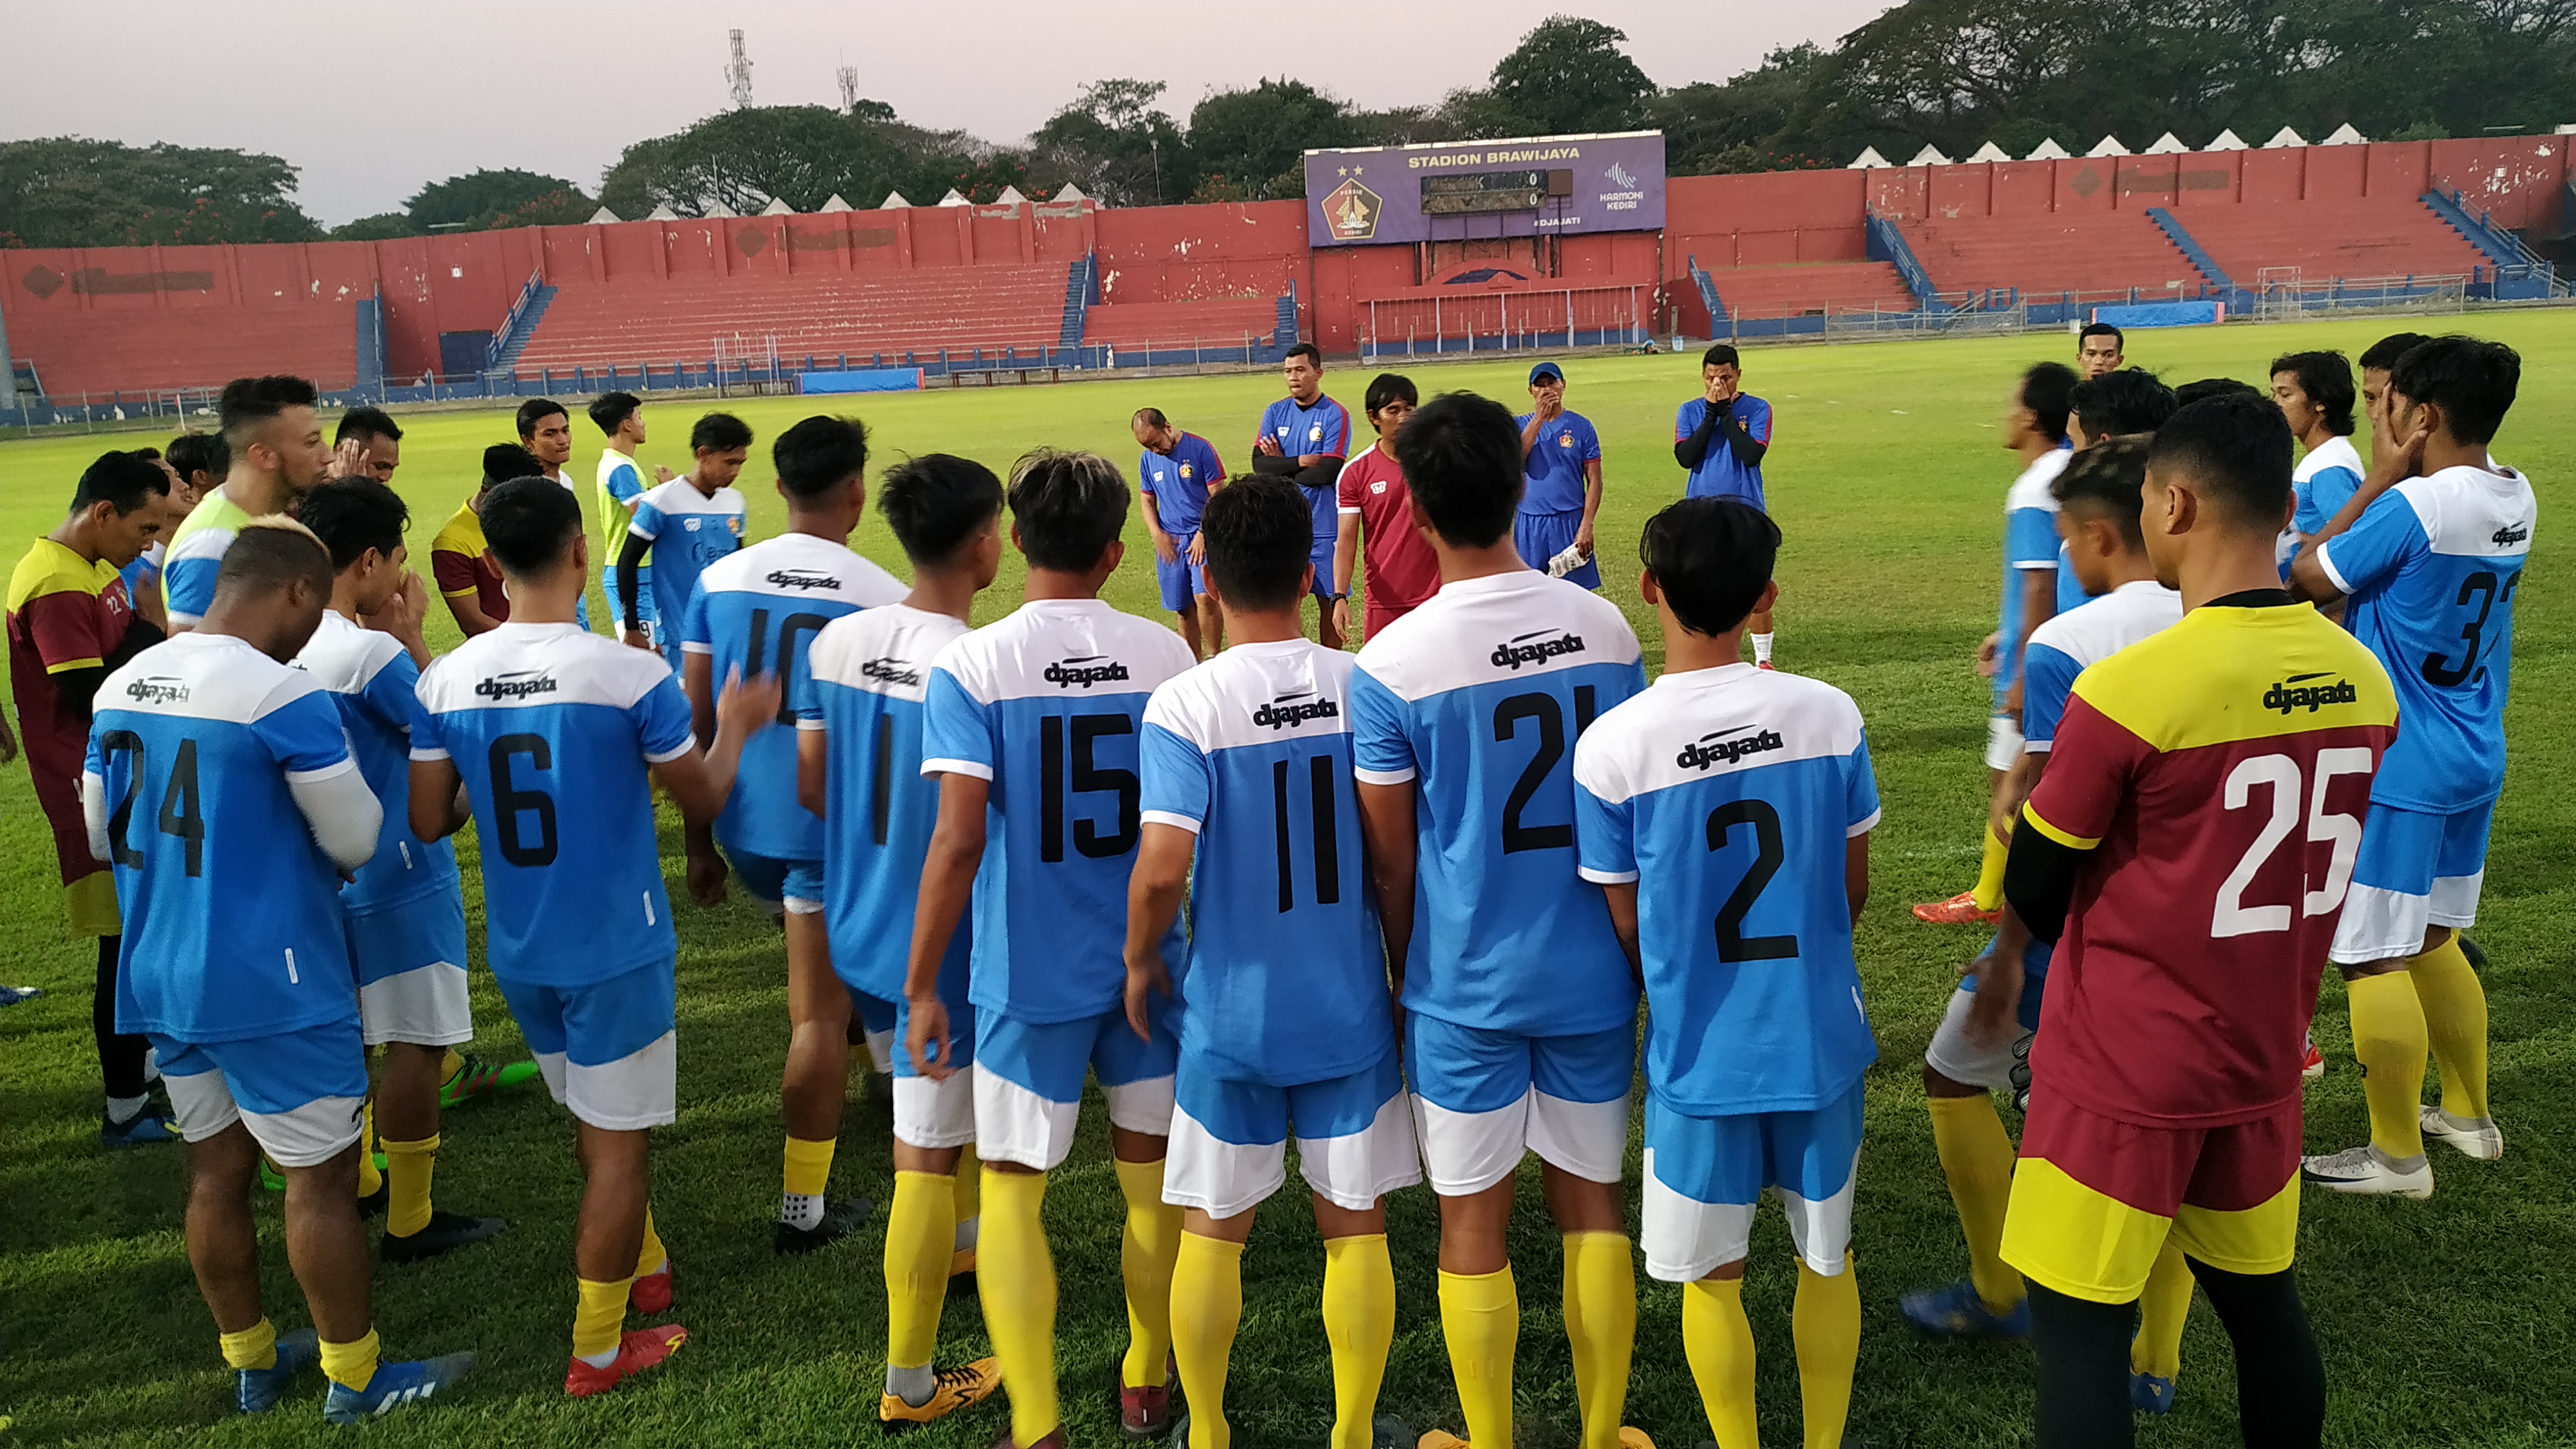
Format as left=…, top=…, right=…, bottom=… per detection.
left=346, top=893, right=473, bottom=1048
left=1164, top=1052, right=1422, bottom=1219
left=497, top=963, right=679, bottom=1132
left=153, top=1022, right=369, bottom=1170
left=1407, top=1014, right=1634, bottom=1195
left=973, top=1007, right=1178, bottom=1172
left=1985, top=713, right=2025, bottom=772
left=1641, top=1084, right=1864, bottom=1281
left=1922, top=985, right=2034, bottom=1094
left=895, top=1067, right=978, bottom=1150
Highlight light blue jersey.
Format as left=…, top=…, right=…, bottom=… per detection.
left=1573, top=663, right=1880, bottom=1115
left=922, top=598, right=1197, bottom=1024
left=412, top=621, right=696, bottom=987
left=293, top=610, right=460, bottom=916
left=2018, top=580, right=2182, bottom=753
left=679, top=533, right=905, bottom=862
left=1141, top=639, right=1389, bottom=1087
left=1350, top=569, right=1645, bottom=1036
left=87, top=633, right=361, bottom=1041
left=629, top=477, right=746, bottom=641
left=2318, top=462, right=2535, bottom=812
left=2285, top=434, right=2365, bottom=571
left=1996, top=448, right=2066, bottom=703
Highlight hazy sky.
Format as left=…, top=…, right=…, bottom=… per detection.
left=0, top=1, right=1895, bottom=224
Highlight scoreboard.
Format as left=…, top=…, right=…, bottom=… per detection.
left=1303, top=131, right=1665, bottom=247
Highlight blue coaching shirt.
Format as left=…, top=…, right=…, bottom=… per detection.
left=1256, top=394, right=1352, bottom=542
left=1140, top=433, right=1226, bottom=536
left=2318, top=462, right=2535, bottom=813
left=1350, top=570, right=1645, bottom=1037
left=629, top=478, right=747, bottom=642
left=804, top=603, right=974, bottom=1007
left=922, top=598, right=1197, bottom=1024
left=1996, top=449, right=2067, bottom=705
left=1674, top=395, right=1772, bottom=508
left=88, top=633, right=361, bottom=1041
left=679, top=533, right=905, bottom=863
left=413, top=622, right=696, bottom=987
left=1517, top=411, right=1601, bottom=517
left=1573, top=663, right=1880, bottom=1115
left=1141, top=639, right=1390, bottom=1087
left=294, top=610, right=459, bottom=916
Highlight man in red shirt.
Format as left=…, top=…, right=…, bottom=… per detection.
left=1330, top=374, right=1439, bottom=643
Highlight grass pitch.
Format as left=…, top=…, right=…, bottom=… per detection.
left=1, top=317, right=2570, bottom=1448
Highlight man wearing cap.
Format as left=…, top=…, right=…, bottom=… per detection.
left=1513, top=362, right=1605, bottom=591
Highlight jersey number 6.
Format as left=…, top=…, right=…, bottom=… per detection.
left=488, top=734, right=560, bottom=867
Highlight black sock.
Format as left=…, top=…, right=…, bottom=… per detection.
left=2028, top=1280, right=2136, bottom=1449
left=2186, top=1257, right=2325, bottom=1448
left=94, top=934, right=153, bottom=1108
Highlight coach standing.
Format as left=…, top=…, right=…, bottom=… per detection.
left=1672, top=344, right=1777, bottom=666
left=1513, top=362, right=1604, bottom=590
left=1251, top=342, right=1351, bottom=649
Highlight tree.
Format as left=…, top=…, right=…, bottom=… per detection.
left=1032, top=79, right=1192, bottom=207
left=331, top=212, right=417, bottom=241
left=0, top=137, right=321, bottom=248
left=1488, top=15, right=1654, bottom=135
left=1649, top=46, right=1837, bottom=173
left=406, top=168, right=592, bottom=231
left=1186, top=79, right=1354, bottom=202
left=599, top=105, right=1037, bottom=216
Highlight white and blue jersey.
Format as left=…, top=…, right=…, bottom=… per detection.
left=1350, top=570, right=1645, bottom=1037
left=2018, top=580, right=2182, bottom=755
left=294, top=611, right=459, bottom=916
left=922, top=598, right=1197, bottom=1024
left=1140, top=639, right=1390, bottom=1087
left=1516, top=411, right=1601, bottom=517
left=412, top=622, right=696, bottom=987
left=1139, top=432, right=1225, bottom=536
left=2282, top=434, right=2364, bottom=574
left=679, top=533, right=905, bottom=865
left=87, top=633, right=361, bottom=1042
left=120, top=542, right=164, bottom=608
left=629, top=478, right=746, bottom=655
left=1256, top=394, right=1352, bottom=542
left=1675, top=395, right=1772, bottom=508
left=1996, top=448, right=2067, bottom=706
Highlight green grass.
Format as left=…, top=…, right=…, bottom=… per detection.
left=3, top=319, right=2571, bottom=1448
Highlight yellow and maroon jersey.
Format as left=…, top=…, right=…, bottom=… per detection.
left=2021, top=596, right=2396, bottom=1130
left=8, top=539, right=146, bottom=913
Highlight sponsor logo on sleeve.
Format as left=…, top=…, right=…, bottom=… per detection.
left=766, top=567, right=841, bottom=591
left=1044, top=655, right=1131, bottom=689
left=860, top=657, right=923, bottom=688
left=125, top=676, right=190, bottom=705
left=1490, top=629, right=1586, bottom=671
left=1676, top=724, right=1786, bottom=771
left=475, top=669, right=559, bottom=700
left=2263, top=672, right=2358, bottom=714
left=1251, top=688, right=1341, bottom=731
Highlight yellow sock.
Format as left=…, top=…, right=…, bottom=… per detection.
left=1682, top=1277, right=1758, bottom=1449
left=317, top=1327, right=381, bottom=1392
left=1792, top=1258, right=1860, bottom=1449
left=1115, top=1157, right=1184, bottom=1390
left=953, top=1141, right=981, bottom=1229
left=382, top=1133, right=438, bottom=1239
left=885, top=1171, right=956, bottom=1372
left=1971, top=825, right=2010, bottom=913
left=439, top=1047, right=465, bottom=1086
left=354, top=1100, right=383, bottom=1198
left=635, top=1208, right=667, bottom=1278
left=1322, top=1235, right=1396, bottom=1449
left=1926, top=1094, right=2023, bottom=1315
left=1171, top=1233, right=1244, bottom=1449
left=2409, top=938, right=2491, bottom=1121
left=978, top=1167, right=1060, bottom=1445
left=1437, top=1266, right=1517, bottom=1449
left=1562, top=1233, right=1636, bottom=1449
left=574, top=1276, right=631, bottom=1363
left=2349, top=971, right=2429, bottom=1159
left=219, top=1316, right=279, bottom=1371
left=2130, top=1240, right=2191, bottom=1382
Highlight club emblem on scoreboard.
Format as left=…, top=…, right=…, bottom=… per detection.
left=1325, top=177, right=1383, bottom=242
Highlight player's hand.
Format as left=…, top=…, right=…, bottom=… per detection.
left=1975, top=632, right=2000, bottom=676
left=621, top=627, right=655, bottom=652
left=685, top=848, right=728, bottom=907
left=1255, top=435, right=1282, bottom=457
left=1150, top=529, right=1177, bottom=566
left=1187, top=532, right=1206, bottom=567
left=1963, top=954, right=2021, bottom=1048
left=714, top=665, right=782, bottom=741
left=364, top=572, right=428, bottom=647
left=2373, top=408, right=2433, bottom=481
left=652, top=465, right=676, bottom=484
left=1989, top=790, right=2022, bottom=848
left=1331, top=596, right=1352, bottom=640
left=329, top=437, right=372, bottom=480
left=907, top=994, right=956, bottom=1081
left=1574, top=518, right=1595, bottom=558
left=1123, top=956, right=1171, bottom=1043
left=2002, top=678, right=2023, bottom=719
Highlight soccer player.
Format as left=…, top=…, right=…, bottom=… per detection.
left=520, top=398, right=581, bottom=493
left=1331, top=373, right=1436, bottom=645
left=621, top=412, right=752, bottom=668
left=1672, top=344, right=1775, bottom=665
left=122, top=438, right=216, bottom=632
left=1133, top=407, right=1229, bottom=661
left=904, top=450, right=1198, bottom=1449
left=432, top=445, right=540, bottom=639
left=1250, top=342, right=1352, bottom=650
left=1352, top=393, right=1648, bottom=1449
left=2356, top=332, right=2434, bottom=422
left=1998, top=394, right=2394, bottom=1448
left=591, top=392, right=673, bottom=645
left=2289, top=336, right=2530, bottom=1198
left=677, top=415, right=905, bottom=1251
left=2269, top=352, right=2363, bottom=578
left=2076, top=321, right=2124, bottom=379
left=1913, top=361, right=2076, bottom=927
left=333, top=406, right=404, bottom=484
left=1126, top=478, right=1421, bottom=1449
left=410, top=477, right=779, bottom=1396
left=2048, top=369, right=2179, bottom=620
left=164, top=375, right=334, bottom=631
left=1514, top=361, right=1604, bottom=590
left=87, top=520, right=475, bottom=1422
left=294, top=478, right=505, bottom=1262
left=8, top=450, right=175, bottom=1146
left=804, top=455, right=1008, bottom=1430
left=1573, top=496, right=1875, bottom=1449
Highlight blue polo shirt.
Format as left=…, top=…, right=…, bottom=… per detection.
left=1516, top=412, right=1601, bottom=517
left=1139, top=432, right=1226, bottom=536
left=1255, top=394, right=1352, bottom=542
left=1675, top=395, right=1772, bottom=509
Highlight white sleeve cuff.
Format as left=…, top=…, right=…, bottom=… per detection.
left=921, top=757, right=992, bottom=781
left=283, top=757, right=359, bottom=786
left=645, top=740, right=696, bottom=764
left=1846, top=808, right=1884, bottom=838
left=794, top=717, right=826, bottom=732
left=1352, top=766, right=1416, bottom=787
left=2315, top=541, right=2355, bottom=596
left=2011, top=560, right=2057, bottom=571
left=1337, top=505, right=1363, bottom=515
left=2023, top=739, right=2054, bottom=755
left=408, top=745, right=451, bottom=762
left=1577, top=866, right=1638, bottom=885
left=1140, top=810, right=1203, bottom=835
left=679, top=641, right=714, bottom=656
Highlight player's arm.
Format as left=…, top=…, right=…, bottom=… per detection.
left=902, top=770, right=987, bottom=1079
left=433, top=549, right=502, bottom=637
left=1520, top=410, right=1544, bottom=459
left=1599, top=880, right=1641, bottom=971
left=1715, top=402, right=1769, bottom=468
left=1673, top=403, right=1723, bottom=469
left=1355, top=781, right=1417, bottom=995
left=649, top=667, right=781, bottom=824
left=407, top=757, right=471, bottom=843
left=616, top=533, right=654, bottom=641
left=289, top=763, right=383, bottom=873
left=796, top=722, right=828, bottom=820
left=1122, top=823, right=1195, bottom=1041
left=1139, top=489, right=1176, bottom=565
left=681, top=649, right=715, bottom=747
left=1578, top=453, right=1604, bottom=555
left=1845, top=829, right=1871, bottom=925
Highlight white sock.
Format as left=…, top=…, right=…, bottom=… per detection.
left=954, top=1215, right=980, bottom=1253
left=863, top=1028, right=896, bottom=1077
left=782, top=1192, right=826, bottom=1231
left=1750, top=632, right=1775, bottom=665
left=579, top=1347, right=620, bottom=1369
left=106, top=1093, right=149, bottom=1126
left=887, top=1362, right=936, bottom=1406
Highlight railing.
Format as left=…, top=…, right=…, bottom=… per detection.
left=1358, top=285, right=1648, bottom=361
left=485, top=270, right=547, bottom=370
left=1863, top=214, right=1945, bottom=310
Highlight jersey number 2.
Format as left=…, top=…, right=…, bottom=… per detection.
left=99, top=731, right=205, bottom=877
left=1707, top=799, right=1797, bottom=962
left=2212, top=748, right=2373, bottom=937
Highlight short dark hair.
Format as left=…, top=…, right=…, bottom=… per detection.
left=217, top=375, right=318, bottom=445
left=1133, top=406, right=1170, bottom=430
left=482, top=443, right=542, bottom=487
left=2078, top=321, right=2125, bottom=349
left=2019, top=361, right=2077, bottom=444
left=480, top=475, right=584, bottom=576
left=2071, top=367, right=2177, bottom=440
left=1007, top=450, right=1128, bottom=572
left=1388, top=392, right=1521, bottom=549
left=71, top=450, right=171, bottom=516
left=2267, top=350, right=2356, bottom=435
left=2051, top=433, right=2152, bottom=549
left=2389, top=335, right=2519, bottom=446
left=2358, top=332, right=2435, bottom=374
left=773, top=415, right=869, bottom=499
left=129, top=446, right=161, bottom=462
left=2175, top=377, right=2261, bottom=410
left=213, top=518, right=332, bottom=599
left=516, top=397, right=569, bottom=440
left=1198, top=478, right=1312, bottom=613
left=1701, top=343, right=1741, bottom=369
left=1285, top=341, right=1323, bottom=369
left=298, top=477, right=412, bottom=571
left=334, top=406, right=402, bottom=446
left=691, top=412, right=753, bottom=453
left=879, top=453, right=1004, bottom=565
left=1640, top=497, right=1779, bottom=638
left=587, top=392, right=641, bottom=435
left=165, top=430, right=228, bottom=482
left=1365, top=373, right=1417, bottom=416
left=2146, top=393, right=2293, bottom=528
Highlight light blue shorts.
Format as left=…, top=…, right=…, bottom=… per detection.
left=2331, top=798, right=2494, bottom=964
left=974, top=1006, right=1178, bottom=1171
left=1642, top=1078, right=1864, bottom=1280
left=727, top=849, right=826, bottom=914
left=1309, top=538, right=1339, bottom=598
left=153, top=1018, right=370, bottom=1168
left=1165, top=1047, right=1421, bottom=1217
left=345, top=891, right=471, bottom=1047
left=495, top=960, right=677, bottom=1130
left=890, top=992, right=978, bottom=1150
left=1406, top=1013, right=1634, bottom=1193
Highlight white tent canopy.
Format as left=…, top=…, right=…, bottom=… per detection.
left=936, top=189, right=971, bottom=207
left=2087, top=135, right=2131, bottom=157
left=993, top=185, right=1028, bottom=205
left=819, top=194, right=853, bottom=213
left=644, top=204, right=680, bottom=221
left=585, top=206, right=621, bottom=224
left=881, top=191, right=913, bottom=209
left=703, top=200, right=740, bottom=218
left=2143, top=132, right=2190, bottom=155
left=1965, top=141, right=2012, bottom=163
left=2320, top=122, right=2367, bottom=146
left=1846, top=146, right=1893, bottom=169
left=2263, top=126, right=2307, bottom=148
left=2203, top=128, right=2249, bottom=151
left=2025, top=137, right=2072, bottom=160
left=1052, top=183, right=1090, bottom=201
left=1907, top=144, right=1953, bottom=166
left=759, top=197, right=794, bottom=216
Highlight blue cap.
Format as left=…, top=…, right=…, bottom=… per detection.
left=1528, top=361, right=1564, bottom=384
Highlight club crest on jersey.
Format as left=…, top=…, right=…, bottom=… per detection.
left=2263, top=672, right=2358, bottom=714
left=2493, top=521, right=2530, bottom=546
left=1490, top=629, right=1585, bottom=671
left=766, top=567, right=840, bottom=591
left=124, top=675, right=189, bottom=705
left=1179, top=463, right=1194, bottom=480
left=1558, top=432, right=1574, bottom=448
left=1045, top=655, right=1130, bottom=689
left=475, top=669, right=559, bottom=700
left=683, top=516, right=701, bottom=532
left=860, top=657, right=922, bottom=688
left=1252, top=690, right=1340, bottom=731
left=1676, top=724, right=1786, bottom=772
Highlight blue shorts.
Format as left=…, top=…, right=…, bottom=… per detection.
left=345, top=891, right=473, bottom=1047
left=890, top=992, right=977, bottom=1149
left=605, top=570, right=658, bottom=633
left=1155, top=534, right=1206, bottom=613
left=974, top=1005, right=1178, bottom=1170
left=2331, top=798, right=2494, bottom=965
left=727, top=849, right=826, bottom=914
left=1166, top=1048, right=1421, bottom=1217
left=1406, top=1013, right=1635, bottom=1193
left=1642, top=1079, right=1864, bottom=1280
left=1310, top=538, right=1339, bottom=598
left=154, top=1018, right=370, bottom=1168
left=495, top=960, right=677, bottom=1130
left=1513, top=509, right=1598, bottom=590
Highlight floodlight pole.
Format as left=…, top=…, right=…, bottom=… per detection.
left=0, top=298, right=17, bottom=425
